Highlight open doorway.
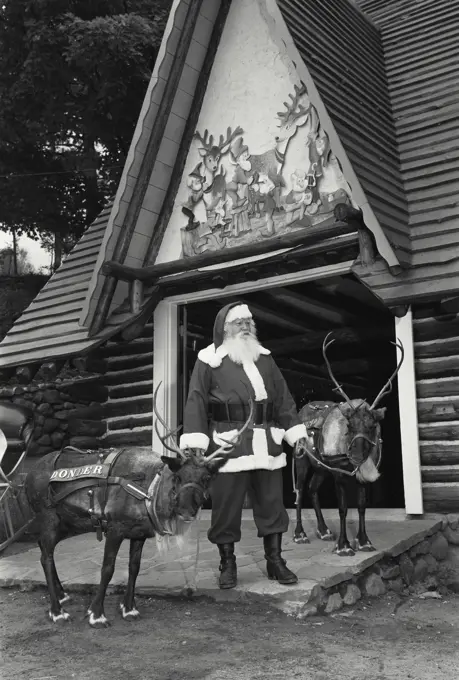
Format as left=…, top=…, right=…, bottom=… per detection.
left=177, top=273, right=404, bottom=510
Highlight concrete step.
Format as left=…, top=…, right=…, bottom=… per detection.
left=106, top=413, right=153, bottom=432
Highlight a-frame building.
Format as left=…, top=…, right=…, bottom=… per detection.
left=2, top=0, right=459, bottom=516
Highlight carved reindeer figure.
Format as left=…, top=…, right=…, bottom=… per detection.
left=192, top=126, right=243, bottom=215
left=293, top=333, right=404, bottom=556
left=250, top=83, right=315, bottom=210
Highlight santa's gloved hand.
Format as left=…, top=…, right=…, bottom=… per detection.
left=294, top=437, right=312, bottom=459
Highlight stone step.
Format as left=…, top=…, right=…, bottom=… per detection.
left=107, top=381, right=153, bottom=400
left=103, top=395, right=153, bottom=419
left=105, top=351, right=153, bottom=372
left=101, top=427, right=153, bottom=447
left=106, top=413, right=153, bottom=432
left=105, top=364, right=152, bottom=386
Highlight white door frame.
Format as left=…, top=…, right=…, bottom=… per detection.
left=153, top=260, right=423, bottom=515
left=395, top=308, right=423, bottom=514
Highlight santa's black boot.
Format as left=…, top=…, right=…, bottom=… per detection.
left=263, top=534, right=298, bottom=585
left=218, top=543, right=237, bottom=589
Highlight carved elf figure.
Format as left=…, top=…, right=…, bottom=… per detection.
left=306, top=128, right=331, bottom=212
left=180, top=302, right=312, bottom=589
left=224, top=137, right=252, bottom=236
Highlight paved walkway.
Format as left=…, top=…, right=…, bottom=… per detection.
left=0, top=511, right=442, bottom=613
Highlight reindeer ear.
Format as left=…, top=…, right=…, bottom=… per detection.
left=373, top=407, right=387, bottom=421
left=339, top=402, right=354, bottom=417
left=161, top=456, right=183, bottom=473
left=198, top=148, right=207, bottom=157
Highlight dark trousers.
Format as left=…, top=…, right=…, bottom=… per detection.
left=207, top=469, right=289, bottom=544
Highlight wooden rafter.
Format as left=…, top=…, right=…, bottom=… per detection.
left=265, top=287, right=359, bottom=326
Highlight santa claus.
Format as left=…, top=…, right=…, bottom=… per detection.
left=180, top=301, right=312, bottom=589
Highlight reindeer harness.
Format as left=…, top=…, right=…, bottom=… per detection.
left=47, top=447, right=176, bottom=540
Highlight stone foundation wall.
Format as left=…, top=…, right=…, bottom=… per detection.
left=0, top=376, right=108, bottom=457
left=295, top=515, right=459, bottom=618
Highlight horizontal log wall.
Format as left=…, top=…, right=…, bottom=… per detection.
left=413, top=305, right=459, bottom=511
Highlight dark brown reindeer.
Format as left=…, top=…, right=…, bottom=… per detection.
left=293, top=333, right=404, bottom=556
left=24, top=387, right=252, bottom=627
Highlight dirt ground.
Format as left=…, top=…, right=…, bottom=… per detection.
left=0, top=585, right=458, bottom=680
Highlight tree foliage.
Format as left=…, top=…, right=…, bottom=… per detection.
left=0, top=0, right=171, bottom=265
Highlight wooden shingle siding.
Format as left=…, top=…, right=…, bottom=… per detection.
left=277, top=0, right=409, bottom=260
left=358, top=0, right=459, bottom=285
left=0, top=202, right=113, bottom=368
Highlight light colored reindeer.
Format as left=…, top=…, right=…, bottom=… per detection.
left=250, top=83, right=317, bottom=209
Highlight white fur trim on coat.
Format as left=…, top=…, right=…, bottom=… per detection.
left=225, top=304, right=252, bottom=323
left=0, top=428, right=7, bottom=462
left=197, top=343, right=270, bottom=368
left=270, top=427, right=285, bottom=446
left=241, top=360, right=267, bottom=401
left=213, top=428, right=287, bottom=473
left=284, top=423, right=308, bottom=447
left=179, top=433, right=210, bottom=452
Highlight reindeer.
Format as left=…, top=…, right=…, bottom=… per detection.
left=24, top=387, right=253, bottom=627
left=189, top=126, right=243, bottom=217
left=293, top=333, right=404, bottom=556
left=250, top=83, right=315, bottom=212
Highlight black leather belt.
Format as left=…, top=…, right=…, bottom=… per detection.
left=210, top=402, right=273, bottom=426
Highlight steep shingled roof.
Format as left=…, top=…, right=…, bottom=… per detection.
left=357, top=0, right=459, bottom=269
left=277, top=0, right=410, bottom=263
left=0, top=203, right=113, bottom=367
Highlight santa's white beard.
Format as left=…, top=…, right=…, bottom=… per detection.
left=223, top=334, right=261, bottom=364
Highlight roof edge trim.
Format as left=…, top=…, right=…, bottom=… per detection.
left=265, top=0, right=400, bottom=270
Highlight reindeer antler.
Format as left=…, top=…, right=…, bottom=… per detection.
left=193, top=128, right=214, bottom=151
left=153, top=382, right=187, bottom=459
left=370, top=340, right=405, bottom=410
left=277, top=82, right=308, bottom=123
left=204, top=400, right=254, bottom=462
left=322, top=332, right=355, bottom=410
left=217, top=126, right=244, bottom=152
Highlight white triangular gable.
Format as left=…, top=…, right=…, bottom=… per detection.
left=155, top=0, right=399, bottom=269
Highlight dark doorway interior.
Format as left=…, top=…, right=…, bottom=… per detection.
left=178, top=274, right=404, bottom=509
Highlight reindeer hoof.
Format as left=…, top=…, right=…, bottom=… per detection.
left=59, top=593, right=71, bottom=605
left=293, top=533, right=310, bottom=544
left=49, top=609, right=71, bottom=624
left=87, top=610, right=110, bottom=628
left=120, top=604, right=140, bottom=621
left=355, top=539, right=376, bottom=552
left=333, top=545, right=355, bottom=557
left=316, top=529, right=335, bottom=541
